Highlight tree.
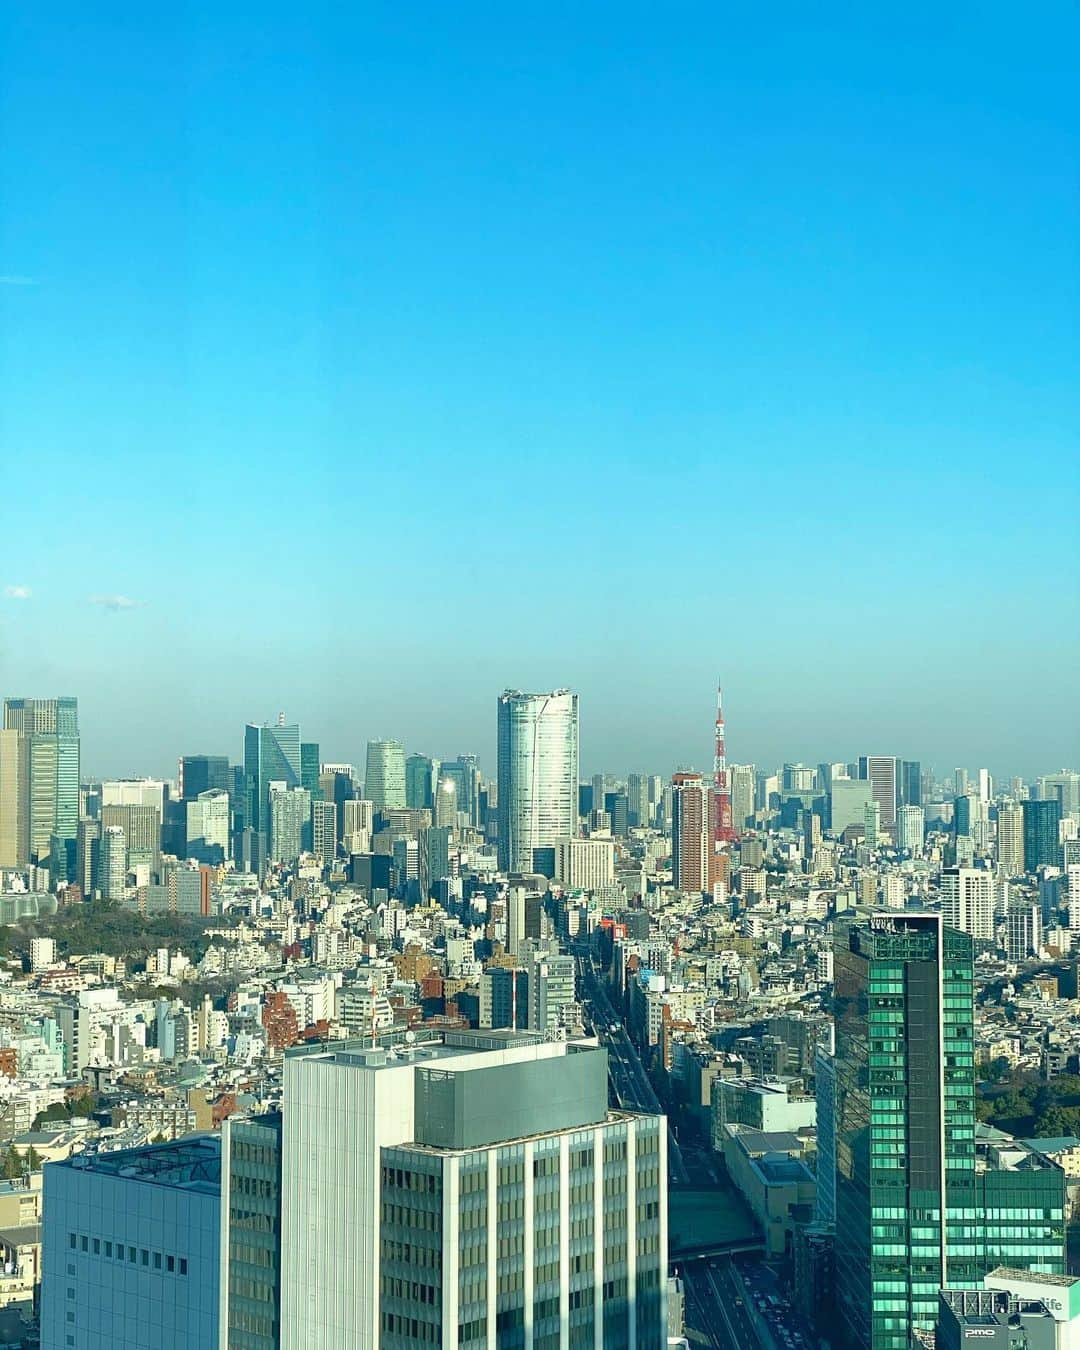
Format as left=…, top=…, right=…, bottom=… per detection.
left=24, top=1146, right=43, bottom=1172
left=1, top=1146, right=23, bottom=1181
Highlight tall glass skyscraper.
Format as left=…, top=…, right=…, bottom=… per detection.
left=365, top=740, right=407, bottom=810
left=243, top=719, right=301, bottom=840
left=496, top=690, right=579, bottom=873
left=1022, top=798, right=1062, bottom=872
left=2, top=696, right=79, bottom=873
left=834, top=912, right=1063, bottom=1350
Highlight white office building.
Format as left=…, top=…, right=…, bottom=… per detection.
left=554, top=836, right=614, bottom=892
left=279, top=1031, right=666, bottom=1350
left=940, top=867, right=994, bottom=940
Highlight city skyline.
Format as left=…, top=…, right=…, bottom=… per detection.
left=1, top=5, right=1076, bottom=785
left=0, top=683, right=1074, bottom=789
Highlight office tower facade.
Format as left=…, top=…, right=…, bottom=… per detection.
left=278, top=1033, right=666, bottom=1350
left=268, top=785, right=311, bottom=864
left=343, top=798, right=375, bottom=855
left=1023, top=799, right=1063, bottom=872
left=180, top=754, right=230, bottom=801
left=320, top=767, right=355, bottom=841
left=300, top=741, right=322, bottom=799
left=830, top=779, right=875, bottom=837
left=835, top=913, right=974, bottom=1349
left=858, top=755, right=900, bottom=829
left=244, top=719, right=301, bottom=841
left=365, top=739, right=407, bottom=810
left=1037, top=771, right=1080, bottom=818
left=406, top=754, right=439, bottom=811
left=76, top=817, right=102, bottom=896
left=440, top=756, right=481, bottom=826
left=2, top=695, right=79, bottom=871
left=897, top=805, right=925, bottom=855
left=220, top=1112, right=282, bottom=1350
left=555, top=836, right=615, bottom=891
left=941, top=867, right=994, bottom=940
left=730, top=764, right=756, bottom=830
left=900, top=760, right=923, bottom=808
left=0, top=727, right=29, bottom=866
left=864, top=800, right=881, bottom=849
left=311, top=799, right=338, bottom=861
left=834, top=912, right=1063, bottom=1350
left=997, top=803, right=1025, bottom=876
left=527, top=951, right=577, bottom=1033
left=478, top=967, right=529, bottom=1030
left=185, top=789, right=230, bottom=864
left=434, top=774, right=458, bottom=828
left=627, top=773, right=648, bottom=829
left=1005, top=902, right=1041, bottom=961
left=101, top=803, right=161, bottom=875
left=41, top=1136, right=221, bottom=1350
left=600, top=790, right=625, bottom=836
left=496, top=690, right=579, bottom=874
left=100, top=825, right=126, bottom=900
left=671, top=772, right=713, bottom=894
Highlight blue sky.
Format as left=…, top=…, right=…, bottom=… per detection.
left=1, top=3, right=1077, bottom=781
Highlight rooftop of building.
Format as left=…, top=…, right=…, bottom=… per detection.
left=726, top=1127, right=805, bottom=1155
left=988, top=1267, right=1080, bottom=1289
left=285, top=1028, right=594, bottom=1074
left=390, top=1107, right=648, bottom=1158
left=53, top=1135, right=220, bottom=1195
left=756, top=1154, right=814, bottom=1185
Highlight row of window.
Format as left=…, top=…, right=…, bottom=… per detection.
left=381, top=1276, right=438, bottom=1304
left=68, top=1231, right=188, bottom=1276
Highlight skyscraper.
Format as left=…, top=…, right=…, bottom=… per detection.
left=2, top=696, right=79, bottom=872
left=277, top=1031, right=666, bottom=1349
left=100, top=825, right=126, bottom=900
left=833, top=912, right=1063, bottom=1350
left=0, top=728, right=29, bottom=867
left=268, top=785, right=312, bottom=864
left=244, top=718, right=301, bottom=842
left=405, top=753, right=439, bottom=811
left=300, top=741, right=322, bottom=799
left=896, top=804, right=925, bottom=855
left=1022, top=799, right=1063, bottom=872
left=496, top=690, right=579, bottom=873
left=996, top=802, right=1025, bottom=876
left=671, top=772, right=712, bottom=894
left=730, top=763, right=756, bottom=831
left=179, top=754, right=230, bottom=801
left=439, top=756, right=481, bottom=826
left=858, top=755, right=900, bottom=829
left=627, top=772, right=648, bottom=828
left=900, top=760, right=923, bottom=808
left=940, top=867, right=994, bottom=939
left=365, top=739, right=407, bottom=810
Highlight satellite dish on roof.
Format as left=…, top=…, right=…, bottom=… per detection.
left=405, top=1031, right=416, bottom=1044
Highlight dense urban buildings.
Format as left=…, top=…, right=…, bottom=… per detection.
left=0, top=683, right=1076, bottom=1350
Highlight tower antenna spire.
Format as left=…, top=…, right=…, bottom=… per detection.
left=713, top=679, right=737, bottom=846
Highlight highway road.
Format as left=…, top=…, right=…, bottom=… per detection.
left=576, top=953, right=690, bottom=1186
left=682, top=1259, right=766, bottom=1350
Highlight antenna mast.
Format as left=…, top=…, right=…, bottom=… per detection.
left=713, top=680, right=737, bottom=846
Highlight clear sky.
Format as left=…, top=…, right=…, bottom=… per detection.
left=1, top=3, right=1077, bottom=782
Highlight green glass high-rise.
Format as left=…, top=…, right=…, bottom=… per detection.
left=2, top=696, right=79, bottom=875
left=1022, top=798, right=1062, bottom=872
left=834, top=913, right=1064, bottom=1350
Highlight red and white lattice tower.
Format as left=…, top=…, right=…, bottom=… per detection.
left=713, top=680, right=737, bottom=846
